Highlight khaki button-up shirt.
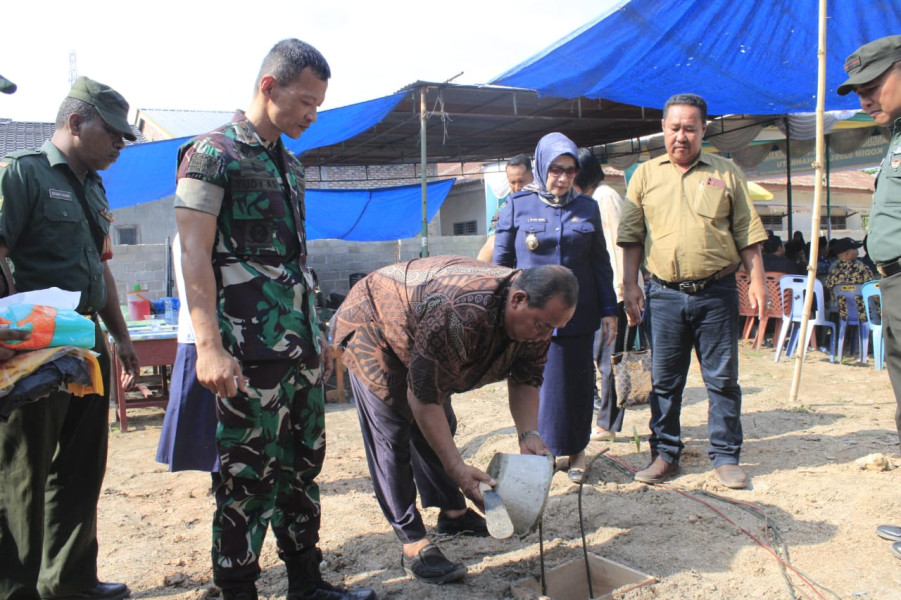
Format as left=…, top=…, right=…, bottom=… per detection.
left=618, top=151, right=767, bottom=282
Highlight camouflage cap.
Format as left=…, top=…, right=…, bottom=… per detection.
left=67, top=76, right=136, bottom=141
left=0, top=74, right=16, bottom=94
left=838, top=35, right=901, bottom=96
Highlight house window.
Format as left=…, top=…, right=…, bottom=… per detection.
left=453, top=220, right=477, bottom=235
left=116, top=225, right=139, bottom=245
left=820, top=215, right=847, bottom=230
left=759, top=215, right=783, bottom=229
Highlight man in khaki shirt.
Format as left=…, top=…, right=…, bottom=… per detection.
left=618, top=93, right=767, bottom=489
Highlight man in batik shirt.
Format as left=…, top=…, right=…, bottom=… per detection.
left=332, top=256, right=576, bottom=584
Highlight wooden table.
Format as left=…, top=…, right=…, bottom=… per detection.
left=110, top=327, right=177, bottom=432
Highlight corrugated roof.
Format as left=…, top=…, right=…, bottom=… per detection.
left=756, top=170, right=876, bottom=192
left=0, top=118, right=146, bottom=156
left=136, top=109, right=234, bottom=138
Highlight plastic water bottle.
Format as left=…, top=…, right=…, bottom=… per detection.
left=164, top=297, right=177, bottom=325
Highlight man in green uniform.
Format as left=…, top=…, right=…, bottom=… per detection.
left=0, top=77, right=140, bottom=600
left=175, top=39, right=374, bottom=600
left=837, top=34, right=901, bottom=560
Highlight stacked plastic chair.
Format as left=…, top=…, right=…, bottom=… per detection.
left=774, top=275, right=836, bottom=363
left=738, top=271, right=787, bottom=349
left=832, top=284, right=870, bottom=364
left=862, top=280, right=884, bottom=370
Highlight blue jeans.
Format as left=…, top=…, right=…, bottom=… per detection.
left=647, top=274, right=742, bottom=467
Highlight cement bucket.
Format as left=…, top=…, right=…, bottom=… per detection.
left=486, top=453, right=554, bottom=536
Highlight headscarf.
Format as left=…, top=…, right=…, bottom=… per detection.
left=524, top=132, right=579, bottom=207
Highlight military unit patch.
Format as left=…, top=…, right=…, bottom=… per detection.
left=186, top=152, right=220, bottom=180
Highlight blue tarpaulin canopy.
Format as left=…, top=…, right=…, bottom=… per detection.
left=102, top=92, right=406, bottom=210
left=306, top=179, right=454, bottom=241
left=493, top=0, right=901, bottom=115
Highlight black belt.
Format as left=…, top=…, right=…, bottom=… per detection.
left=877, top=257, right=901, bottom=278
left=652, top=264, right=739, bottom=295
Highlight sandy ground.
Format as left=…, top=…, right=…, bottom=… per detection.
left=98, top=342, right=901, bottom=600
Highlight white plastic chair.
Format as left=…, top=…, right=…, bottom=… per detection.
left=774, top=275, right=836, bottom=363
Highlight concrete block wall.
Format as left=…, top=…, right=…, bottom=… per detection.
left=307, top=235, right=485, bottom=296
left=105, top=235, right=488, bottom=306
left=107, top=243, right=170, bottom=305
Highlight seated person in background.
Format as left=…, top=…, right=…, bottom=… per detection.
left=824, top=237, right=877, bottom=323
left=762, top=235, right=804, bottom=274
left=785, top=230, right=807, bottom=267
left=814, top=235, right=833, bottom=276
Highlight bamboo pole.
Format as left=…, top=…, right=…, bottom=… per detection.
left=789, top=0, right=828, bottom=402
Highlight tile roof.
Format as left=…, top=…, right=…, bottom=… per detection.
left=0, top=118, right=146, bottom=156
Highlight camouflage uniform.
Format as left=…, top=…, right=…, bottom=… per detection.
left=175, top=111, right=323, bottom=588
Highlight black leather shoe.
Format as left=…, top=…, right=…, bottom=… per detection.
left=401, top=544, right=466, bottom=584
left=436, top=508, right=488, bottom=537
left=52, top=583, right=130, bottom=600
left=877, top=524, right=901, bottom=542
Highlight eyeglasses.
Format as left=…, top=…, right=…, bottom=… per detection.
left=547, top=164, right=579, bottom=177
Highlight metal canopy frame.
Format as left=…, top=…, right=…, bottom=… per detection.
left=302, top=81, right=666, bottom=167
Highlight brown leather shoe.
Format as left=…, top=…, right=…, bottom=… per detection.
left=714, top=463, right=748, bottom=489
left=634, top=455, right=679, bottom=484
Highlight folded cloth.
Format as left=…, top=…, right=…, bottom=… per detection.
left=0, top=347, right=103, bottom=420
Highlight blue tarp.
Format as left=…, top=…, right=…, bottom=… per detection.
left=307, top=179, right=455, bottom=241
left=493, top=0, right=901, bottom=115
left=102, top=92, right=406, bottom=210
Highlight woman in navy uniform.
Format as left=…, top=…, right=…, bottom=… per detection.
left=493, top=133, right=617, bottom=482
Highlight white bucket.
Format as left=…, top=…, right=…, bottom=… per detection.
left=486, top=453, right=554, bottom=536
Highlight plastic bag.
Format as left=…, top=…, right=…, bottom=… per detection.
left=0, top=304, right=95, bottom=350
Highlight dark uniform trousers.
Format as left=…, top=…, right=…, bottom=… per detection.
left=348, top=372, right=466, bottom=545
left=0, top=325, right=111, bottom=600
left=882, top=273, right=901, bottom=446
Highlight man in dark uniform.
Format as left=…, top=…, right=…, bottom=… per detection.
left=175, top=39, right=374, bottom=600
left=0, top=77, right=140, bottom=600
left=837, top=34, right=901, bottom=560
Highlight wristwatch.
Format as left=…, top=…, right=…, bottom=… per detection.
left=518, top=429, right=542, bottom=444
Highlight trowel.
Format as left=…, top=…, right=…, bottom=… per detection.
left=480, top=482, right=514, bottom=539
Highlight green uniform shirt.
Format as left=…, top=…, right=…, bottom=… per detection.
left=0, top=141, right=110, bottom=314
left=867, top=116, right=901, bottom=263
left=618, top=151, right=767, bottom=282
left=175, top=112, right=318, bottom=364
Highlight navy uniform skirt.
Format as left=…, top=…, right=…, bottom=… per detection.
left=537, top=332, right=596, bottom=457
left=155, top=343, right=219, bottom=472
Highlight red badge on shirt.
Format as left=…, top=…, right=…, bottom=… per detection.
left=705, top=177, right=726, bottom=189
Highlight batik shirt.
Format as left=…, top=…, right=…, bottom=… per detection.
left=824, top=259, right=876, bottom=322
left=332, top=256, right=550, bottom=414
left=175, top=111, right=319, bottom=365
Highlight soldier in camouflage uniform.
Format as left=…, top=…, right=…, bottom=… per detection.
left=174, top=40, right=375, bottom=600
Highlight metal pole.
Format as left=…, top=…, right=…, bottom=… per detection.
left=420, top=87, right=429, bottom=258
left=785, top=118, right=793, bottom=237
left=789, top=0, right=827, bottom=403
